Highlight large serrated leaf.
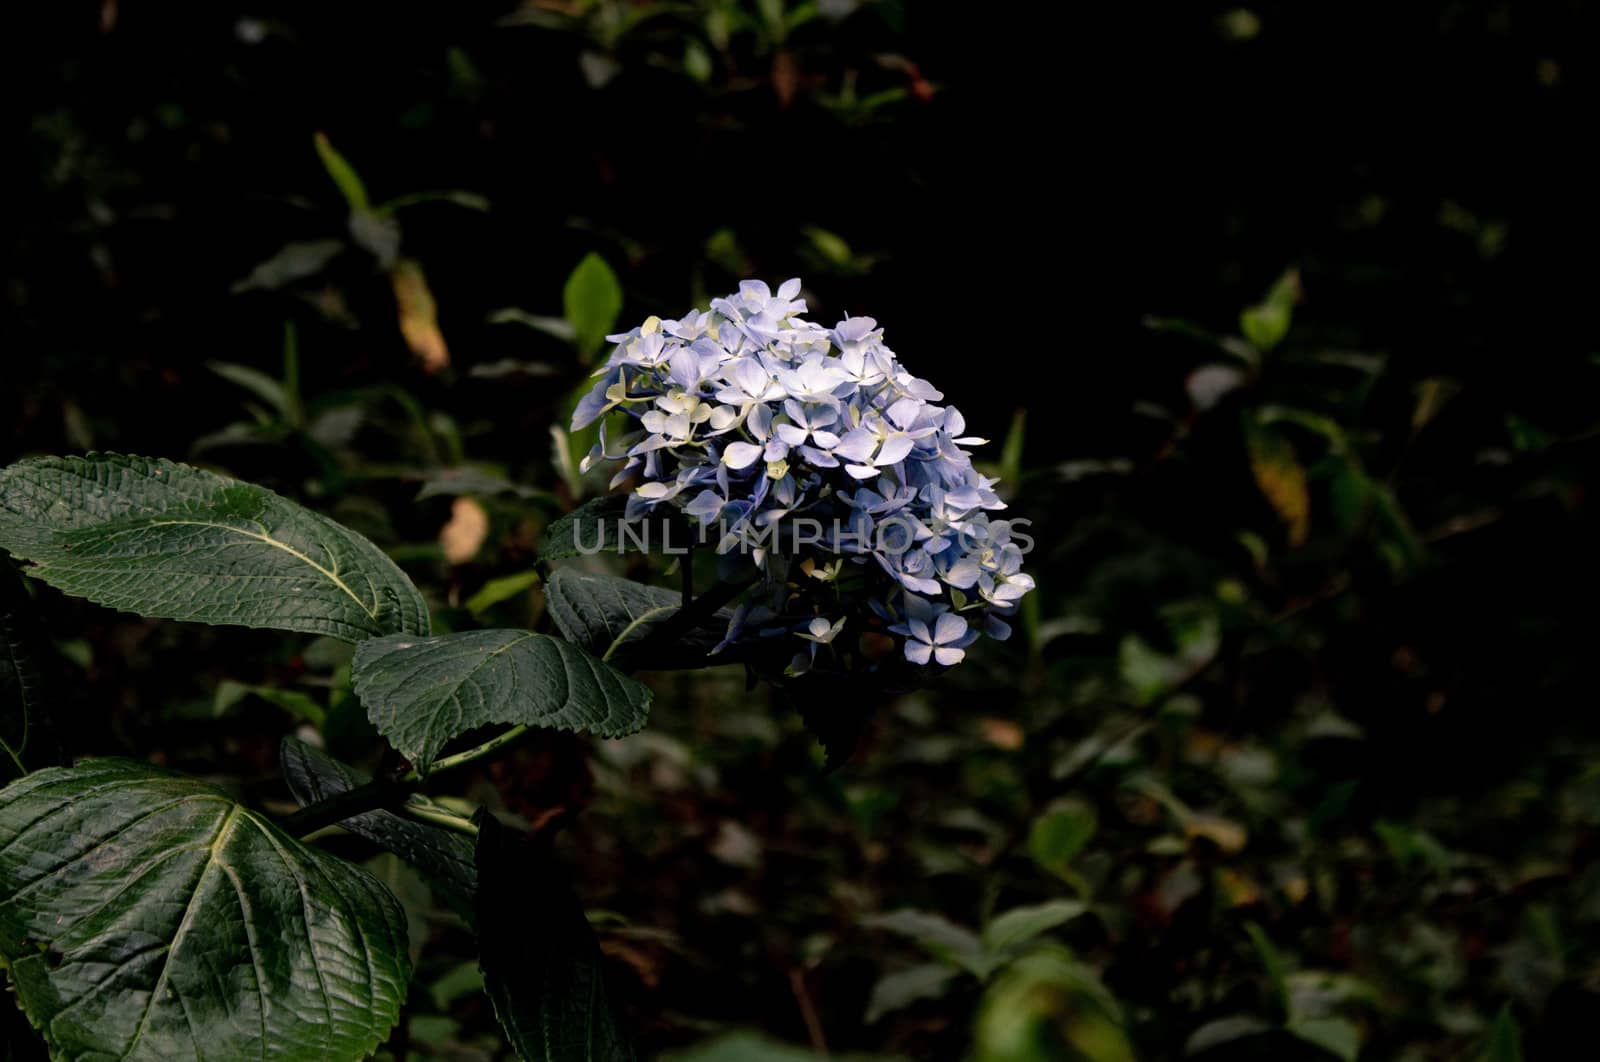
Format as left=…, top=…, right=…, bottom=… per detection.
left=544, top=568, right=729, bottom=669
left=0, top=759, right=412, bottom=1062
left=352, top=630, right=651, bottom=773
left=475, top=814, right=635, bottom=1061
left=0, top=454, right=430, bottom=642
left=280, top=737, right=477, bottom=919
left=537, top=496, right=683, bottom=562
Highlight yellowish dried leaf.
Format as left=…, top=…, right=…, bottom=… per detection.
left=391, top=259, right=449, bottom=372
left=440, top=497, right=489, bottom=564
left=1244, top=418, right=1309, bottom=546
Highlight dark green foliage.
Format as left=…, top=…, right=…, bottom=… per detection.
left=0, top=566, right=56, bottom=783
left=475, top=815, right=635, bottom=1062
left=0, top=760, right=411, bottom=1061
left=543, top=568, right=730, bottom=669
left=280, top=738, right=477, bottom=919
left=3, top=1, right=1596, bottom=1058
left=537, top=497, right=684, bottom=563
left=0, top=455, right=429, bottom=642
left=352, top=630, right=652, bottom=772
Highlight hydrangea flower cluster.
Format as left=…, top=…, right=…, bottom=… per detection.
left=571, top=279, right=1033, bottom=671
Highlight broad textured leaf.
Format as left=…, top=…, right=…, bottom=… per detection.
left=537, top=495, right=682, bottom=561
left=544, top=568, right=729, bottom=668
left=0, top=759, right=411, bottom=1062
left=352, top=630, right=651, bottom=773
left=280, top=738, right=477, bottom=919
left=0, top=454, right=430, bottom=642
left=1, top=565, right=57, bottom=783
left=475, top=815, right=635, bottom=1061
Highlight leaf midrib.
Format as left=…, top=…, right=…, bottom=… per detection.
left=91, top=518, right=380, bottom=622
left=122, top=802, right=241, bottom=1060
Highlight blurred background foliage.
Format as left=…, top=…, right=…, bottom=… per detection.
left=4, top=1, right=1599, bottom=1059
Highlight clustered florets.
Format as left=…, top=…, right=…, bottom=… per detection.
left=572, top=279, right=1033, bottom=672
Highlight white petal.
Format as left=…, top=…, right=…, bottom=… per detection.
left=722, top=442, right=763, bottom=469
left=875, top=434, right=915, bottom=466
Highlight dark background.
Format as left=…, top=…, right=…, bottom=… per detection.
left=4, top=2, right=1598, bottom=1059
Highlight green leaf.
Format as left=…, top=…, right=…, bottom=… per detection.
left=466, top=570, right=542, bottom=616
left=0, top=454, right=430, bottom=642
left=1245, top=922, right=1291, bottom=1018
left=280, top=738, right=477, bottom=920
left=1286, top=1017, right=1361, bottom=1062
left=1027, top=801, right=1098, bottom=880
left=475, top=814, right=636, bottom=1061
left=1239, top=268, right=1300, bottom=352
left=661, top=1032, right=828, bottom=1062
left=981, top=900, right=1090, bottom=958
left=1480, top=1004, right=1523, bottom=1062
left=1240, top=302, right=1290, bottom=352
left=538, top=495, right=682, bottom=561
left=414, top=467, right=554, bottom=503
left=563, top=253, right=623, bottom=361
left=213, top=680, right=326, bottom=727
left=861, top=909, right=990, bottom=979
left=352, top=630, right=652, bottom=773
left=865, top=963, right=958, bottom=1023
left=1183, top=1015, right=1273, bottom=1055
left=544, top=568, right=729, bottom=668
left=544, top=568, right=676, bottom=654
left=313, top=132, right=370, bottom=213
left=999, top=408, right=1026, bottom=487
left=975, top=947, right=1133, bottom=1062
left=208, top=361, right=292, bottom=419
left=1, top=564, right=57, bottom=783
left=1375, top=819, right=1454, bottom=875
left=231, top=240, right=344, bottom=294
left=783, top=672, right=883, bottom=769
left=0, top=759, right=411, bottom=1062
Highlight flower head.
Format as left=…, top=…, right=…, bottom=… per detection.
left=569, top=278, right=1033, bottom=670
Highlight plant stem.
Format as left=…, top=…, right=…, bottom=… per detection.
left=401, top=723, right=535, bottom=782
left=284, top=575, right=752, bottom=838
left=281, top=778, right=402, bottom=836
left=626, top=573, right=754, bottom=657
left=285, top=724, right=538, bottom=837
left=399, top=801, right=480, bottom=837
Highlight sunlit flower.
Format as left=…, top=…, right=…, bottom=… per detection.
left=569, top=278, right=1033, bottom=669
